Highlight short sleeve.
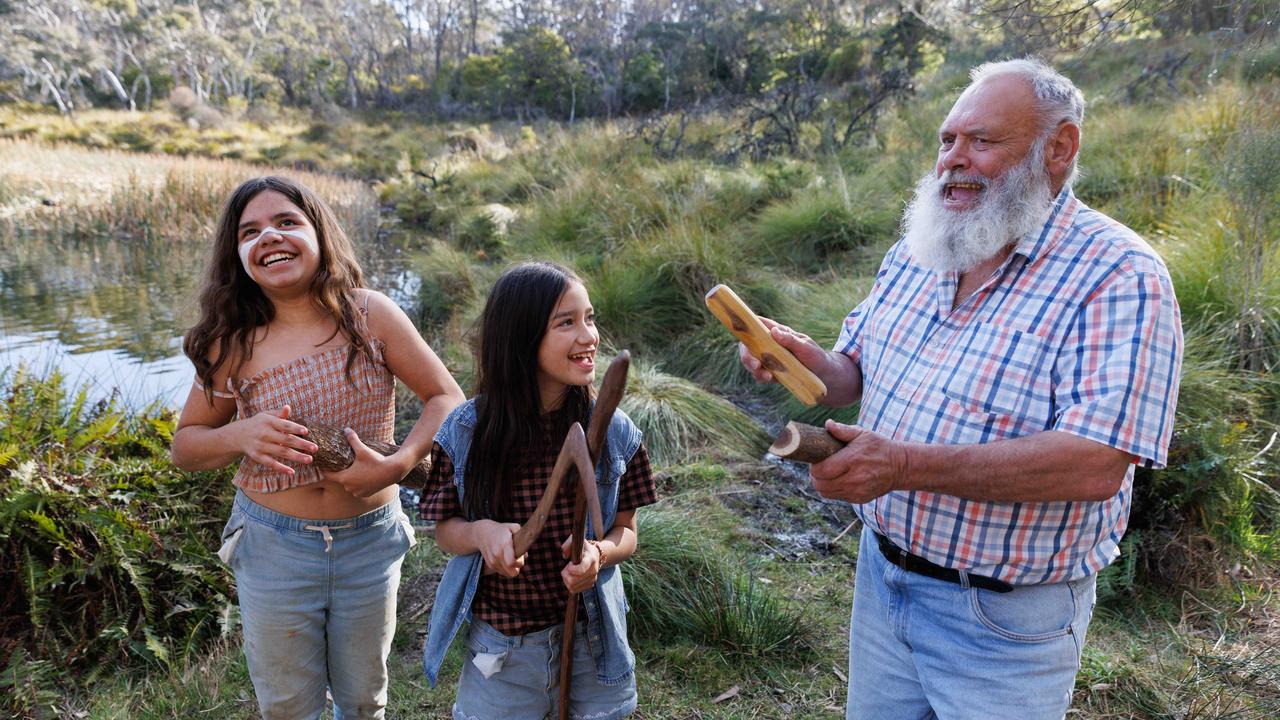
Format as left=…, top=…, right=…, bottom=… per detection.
left=1052, top=270, right=1183, bottom=469
left=418, top=441, right=462, bottom=521
left=615, top=444, right=657, bottom=513
left=834, top=242, right=900, bottom=363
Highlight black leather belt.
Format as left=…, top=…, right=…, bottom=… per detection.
left=875, top=532, right=1013, bottom=593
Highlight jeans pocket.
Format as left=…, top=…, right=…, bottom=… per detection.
left=217, top=511, right=248, bottom=567
left=397, top=512, right=418, bottom=550
left=969, top=582, right=1075, bottom=642
left=465, top=621, right=510, bottom=656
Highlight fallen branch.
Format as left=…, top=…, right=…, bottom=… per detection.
left=768, top=421, right=843, bottom=464
left=300, top=419, right=431, bottom=488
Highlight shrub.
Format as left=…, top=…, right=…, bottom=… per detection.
left=1126, top=324, right=1280, bottom=588
left=0, top=370, right=237, bottom=690
left=410, top=240, right=488, bottom=333
left=1241, top=45, right=1280, bottom=83
left=381, top=178, right=460, bottom=233
left=454, top=207, right=507, bottom=258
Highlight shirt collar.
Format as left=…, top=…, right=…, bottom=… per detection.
left=1011, top=185, right=1080, bottom=265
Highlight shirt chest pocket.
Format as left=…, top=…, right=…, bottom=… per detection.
left=941, top=323, right=1051, bottom=418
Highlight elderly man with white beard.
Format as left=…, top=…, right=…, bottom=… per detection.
left=741, top=59, right=1183, bottom=719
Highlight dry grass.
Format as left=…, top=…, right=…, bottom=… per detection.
left=0, top=140, right=378, bottom=244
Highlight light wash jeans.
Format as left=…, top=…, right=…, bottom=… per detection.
left=453, top=618, right=638, bottom=720
left=220, top=491, right=416, bottom=720
left=847, top=527, right=1096, bottom=720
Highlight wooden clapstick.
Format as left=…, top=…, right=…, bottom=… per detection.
left=768, top=420, right=844, bottom=464
left=300, top=419, right=431, bottom=489
left=704, top=284, right=826, bottom=406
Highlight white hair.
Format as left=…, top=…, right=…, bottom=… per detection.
left=968, top=58, right=1085, bottom=185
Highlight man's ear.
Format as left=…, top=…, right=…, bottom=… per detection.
left=1045, top=121, right=1081, bottom=186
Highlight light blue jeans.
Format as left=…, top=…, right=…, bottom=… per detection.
left=220, top=491, right=416, bottom=720
left=847, top=527, right=1095, bottom=720
left=453, top=618, right=638, bottom=720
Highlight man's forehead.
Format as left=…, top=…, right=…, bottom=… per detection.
left=941, top=77, right=1037, bottom=134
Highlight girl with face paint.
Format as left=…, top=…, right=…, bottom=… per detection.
left=171, top=176, right=464, bottom=719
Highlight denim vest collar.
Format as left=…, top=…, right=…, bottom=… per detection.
left=421, top=398, right=643, bottom=688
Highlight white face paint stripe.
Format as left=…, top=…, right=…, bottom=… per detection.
left=238, top=226, right=318, bottom=276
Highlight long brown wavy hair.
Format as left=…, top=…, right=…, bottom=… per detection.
left=183, top=176, right=374, bottom=402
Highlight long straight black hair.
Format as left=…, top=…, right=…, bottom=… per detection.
left=465, top=261, right=593, bottom=521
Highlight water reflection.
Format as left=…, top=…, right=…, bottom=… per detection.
left=0, top=232, right=421, bottom=409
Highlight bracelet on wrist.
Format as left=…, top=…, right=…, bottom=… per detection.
left=589, top=539, right=608, bottom=568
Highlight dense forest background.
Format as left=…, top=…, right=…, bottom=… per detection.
left=3, top=1, right=1274, bottom=122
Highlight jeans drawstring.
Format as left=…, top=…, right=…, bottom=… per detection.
left=303, top=523, right=353, bottom=553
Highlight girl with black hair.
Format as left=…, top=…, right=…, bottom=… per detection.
left=419, top=261, right=655, bottom=720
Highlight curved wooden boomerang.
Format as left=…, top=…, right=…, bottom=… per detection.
left=510, top=422, right=594, bottom=558
left=559, top=350, right=630, bottom=720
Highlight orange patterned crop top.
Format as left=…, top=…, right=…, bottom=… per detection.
left=225, top=339, right=396, bottom=493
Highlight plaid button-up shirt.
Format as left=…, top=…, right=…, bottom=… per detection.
left=421, top=418, right=656, bottom=635
left=836, top=188, right=1182, bottom=584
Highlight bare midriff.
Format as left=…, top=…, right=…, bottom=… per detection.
left=245, top=481, right=398, bottom=520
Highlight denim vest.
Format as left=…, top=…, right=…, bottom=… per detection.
left=421, top=398, right=644, bottom=688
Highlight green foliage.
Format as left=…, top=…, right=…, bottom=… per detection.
left=453, top=207, right=506, bottom=259
left=0, top=369, right=236, bottom=689
left=381, top=176, right=460, bottom=233
left=1242, top=44, right=1280, bottom=83
left=751, top=181, right=897, bottom=272
left=625, top=508, right=810, bottom=661
left=1127, top=321, right=1280, bottom=585
left=458, top=54, right=505, bottom=112
left=623, top=51, right=666, bottom=112
left=2, top=649, right=63, bottom=718
left=621, top=361, right=770, bottom=466
left=496, top=27, right=583, bottom=119
left=409, top=240, right=488, bottom=333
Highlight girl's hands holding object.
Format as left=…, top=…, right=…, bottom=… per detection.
left=321, top=427, right=411, bottom=498
left=477, top=520, right=526, bottom=578
left=227, top=404, right=318, bottom=475
left=560, top=535, right=603, bottom=593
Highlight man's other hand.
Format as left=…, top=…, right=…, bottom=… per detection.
left=810, top=420, right=908, bottom=504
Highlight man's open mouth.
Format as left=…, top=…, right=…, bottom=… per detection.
left=944, top=182, right=984, bottom=202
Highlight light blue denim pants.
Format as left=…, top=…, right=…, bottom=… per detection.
left=847, top=527, right=1096, bottom=720
left=453, top=618, right=638, bottom=720
left=220, top=491, right=417, bottom=720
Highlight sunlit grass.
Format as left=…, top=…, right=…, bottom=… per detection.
left=0, top=140, right=379, bottom=245
left=622, top=360, right=771, bottom=466
left=626, top=507, right=811, bottom=662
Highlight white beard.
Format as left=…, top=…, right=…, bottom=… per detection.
left=901, top=148, right=1054, bottom=273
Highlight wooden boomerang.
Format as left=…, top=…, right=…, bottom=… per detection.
left=559, top=350, right=630, bottom=720
left=509, top=423, right=595, bottom=558
left=505, top=350, right=629, bottom=559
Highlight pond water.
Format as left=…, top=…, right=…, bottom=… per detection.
left=0, top=229, right=422, bottom=410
